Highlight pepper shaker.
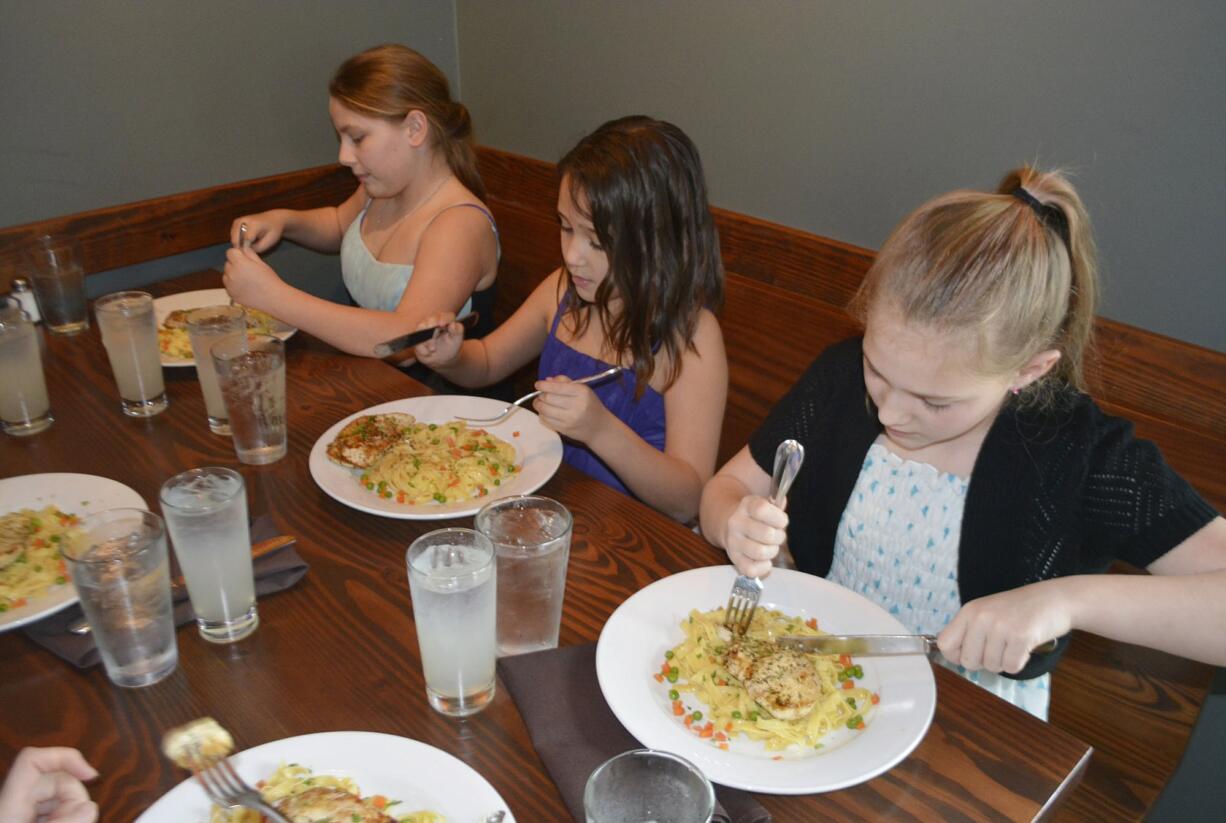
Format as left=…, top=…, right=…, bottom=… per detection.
left=9, top=277, right=41, bottom=323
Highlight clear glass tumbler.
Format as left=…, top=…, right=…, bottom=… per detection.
left=211, top=332, right=286, bottom=464
left=27, top=234, right=89, bottom=335
left=583, top=749, right=715, bottom=823
left=0, top=303, right=53, bottom=436
left=475, top=495, right=572, bottom=657
left=407, top=528, right=497, bottom=717
left=64, top=508, right=178, bottom=688
left=184, top=305, right=246, bottom=434
left=159, top=467, right=258, bottom=643
left=95, top=290, right=168, bottom=417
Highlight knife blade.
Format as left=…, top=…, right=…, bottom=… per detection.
left=775, top=634, right=1059, bottom=657
left=775, top=634, right=936, bottom=656
left=373, top=312, right=480, bottom=358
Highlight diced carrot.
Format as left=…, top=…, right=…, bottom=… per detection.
left=725, top=722, right=733, bottom=732
left=372, top=795, right=388, bottom=809
left=513, top=431, right=520, bottom=437
left=661, top=662, right=671, bottom=675
left=714, top=732, right=726, bottom=742
left=718, top=742, right=729, bottom=750
left=839, top=654, right=853, bottom=668
left=672, top=700, right=684, bottom=716
left=654, top=673, right=664, bottom=683
left=806, top=617, right=818, bottom=629
left=396, top=491, right=406, bottom=504
left=842, top=679, right=855, bottom=690
left=871, top=693, right=880, bottom=705
left=855, top=720, right=866, bottom=730
left=699, top=723, right=714, bottom=738
left=13, top=599, right=26, bottom=608
left=684, top=715, right=694, bottom=727
left=772, top=756, right=783, bottom=761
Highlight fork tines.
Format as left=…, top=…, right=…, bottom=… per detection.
left=723, top=574, right=764, bottom=636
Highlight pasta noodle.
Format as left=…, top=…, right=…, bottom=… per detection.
left=159, top=306, right=286, bottom=360
left=210, top=763, right=442, bottom=823
left=360, top=420, right=519, bottom=505
left=0, top=506, right=79, bottom=612
left=660, top=608, right=875, bottom=752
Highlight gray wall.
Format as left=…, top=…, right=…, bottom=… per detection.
left=1, top=0, right=460, bottom=299
left=456, top=0, right=1225, bottom=351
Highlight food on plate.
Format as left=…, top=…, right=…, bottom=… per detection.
left=162, top=719, right=443, bottom=822
left=158, top=304, right=289, bottom=360
left=326, top=413, right=418, bottom=469
left=658, top=607, right=875, bottom=751
left=327, top=416, right=520, bottom=505
left=161, top=717, right=235, bottom=769
left=209, top=763, right=443, bottom=823
left=724, top=636, right=823, bottom=720
left=0, top=506, right=79, bottom=612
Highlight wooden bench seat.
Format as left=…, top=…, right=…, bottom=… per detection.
left=2, top=147, right=1221, bottom=821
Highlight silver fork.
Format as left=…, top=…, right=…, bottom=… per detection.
left=195, top=753, right=292, bottom=823
left=724, top=439, right=805, bottom=635
left=457, top=366, right=622, bottom=425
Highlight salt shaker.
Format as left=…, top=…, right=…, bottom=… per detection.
left=9, top=277, right=41, bottom=323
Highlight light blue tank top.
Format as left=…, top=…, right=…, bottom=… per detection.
left=340, top=201, right=499, bottom=314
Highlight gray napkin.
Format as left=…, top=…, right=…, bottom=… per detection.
left=497, top=643, right=771, bottom=823
left=23, top=517, right=308, bottom=668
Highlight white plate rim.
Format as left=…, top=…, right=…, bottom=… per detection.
left=135, top=730, right=515, bottom=822
left=153, top=289, right=297, bottom=367
left=0, top=473, right=146, bottom=632
left=595, top=565, right=937, bottom=794
left=307, top=395, right=564, bottom=520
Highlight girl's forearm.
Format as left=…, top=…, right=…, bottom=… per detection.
left=1064, top=571, right=1226, bottom=665
left=281, top=207, right=346, bottom=253
left=586, top=420, right=705, bottom=523
left=699, top=474, right=751, bottom=549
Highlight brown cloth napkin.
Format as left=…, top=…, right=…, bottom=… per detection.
left=498, top=643, right=771, bottom=823
left=23, top=516, right=308, bottom=668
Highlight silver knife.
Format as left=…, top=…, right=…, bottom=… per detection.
left=775, top=634, right=1059, bottom=657
left=373, top=312, right=480, bottom=358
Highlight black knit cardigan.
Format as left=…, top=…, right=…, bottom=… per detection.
left=749, top=338, right=1219, bottom=680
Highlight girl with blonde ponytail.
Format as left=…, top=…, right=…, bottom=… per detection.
left=224, top=44, right=499, bottom=360
left=702, top=166, right=1226, bottom=720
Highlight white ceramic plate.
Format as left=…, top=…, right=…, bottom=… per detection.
left=136, top=731, right=515, bottom=822
left=153, top=289, right=296, bottom=367
left=308, top=395, right=564, bottom=520
left=596, top=566, right=936, bottom=794
left=0, top=473, right=146, bottom=633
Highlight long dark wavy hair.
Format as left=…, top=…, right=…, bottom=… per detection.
left=557, top=116, right=724, bottom=396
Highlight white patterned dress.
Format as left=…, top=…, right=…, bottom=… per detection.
left=827, top=442, right=1051, bottom=720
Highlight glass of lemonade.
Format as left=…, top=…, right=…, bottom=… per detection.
left=159, top=467, right=258, bottom=644
left=185, top=305, right=246, bottom=434
left=0, top=302, right=53, bottom=436
left=95, top=291, right=167, bottom=417
left=476, top=495, right=572, bottom=657
left=407, top=528, right=497, bottom=717
left=64, top=509, right=179, bottom=688
left=212, top=333, right=287, bottom=464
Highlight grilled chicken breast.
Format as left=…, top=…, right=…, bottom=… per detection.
left=276, top=786, right=396, bottom=823
left=326, top=413, right=416, bottom=468
left=724, top=637, right=823, bottom=721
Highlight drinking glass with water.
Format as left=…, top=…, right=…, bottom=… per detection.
left=476, top=495, right=572, bottom=657
left=407, top=528, right=497, bottom=717
left=211, top=332, right=287, bottom=464
left=584, top=749, right=715, bottom=823
left=64, top=509, right=179, bottom=688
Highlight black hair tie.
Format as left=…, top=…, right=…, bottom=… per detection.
left=1012, top=186, right=1071, bottom=250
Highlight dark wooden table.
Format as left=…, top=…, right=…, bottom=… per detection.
left=0, top=272, right=1093, bottom=821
